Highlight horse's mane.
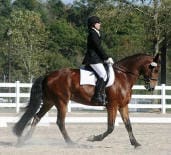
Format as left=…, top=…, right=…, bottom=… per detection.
left=116, top=53, right=152, bottom=65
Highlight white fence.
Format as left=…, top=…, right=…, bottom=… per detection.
left=0, top=81, right=171, bottom=126
left=0, top=81, right=171, bottom=114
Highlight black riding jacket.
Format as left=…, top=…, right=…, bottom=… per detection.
left=82, top=28, right=108, bottom=65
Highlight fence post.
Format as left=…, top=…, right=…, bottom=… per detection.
left=15, top=81, right=20, bottom=113
left=68, top=100, right=71, bottom=112
left=161, top=84, right=166, bottom=114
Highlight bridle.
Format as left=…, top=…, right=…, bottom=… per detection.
left=113, top=62, right=158, bottom=89
left=113, top=64, right=138, bottom=77
left=144, top=62, right=159, bottom=82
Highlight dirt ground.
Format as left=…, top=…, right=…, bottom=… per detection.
left=0, top=123, right=171, bottom=155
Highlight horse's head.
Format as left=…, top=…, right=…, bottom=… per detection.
left=142, top=54, right=160, bottom=91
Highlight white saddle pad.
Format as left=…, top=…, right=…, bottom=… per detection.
left=80, top=64, right=115, bottom=87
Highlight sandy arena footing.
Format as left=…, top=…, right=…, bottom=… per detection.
left=0, top=122, right=170, bottom=155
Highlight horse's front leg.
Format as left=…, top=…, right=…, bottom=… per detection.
left=119, top=105, right=141, bottom=148
left=56, top=100, right=74, bottom=145
left=88, top=105, right=117, bottom=142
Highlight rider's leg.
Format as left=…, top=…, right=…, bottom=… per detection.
left=90, top=63, right=107, bottom=82
left=90, top=63, right=107, bottom=105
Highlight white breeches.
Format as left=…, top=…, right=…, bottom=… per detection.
left=90, top=63, right=107, bottom=81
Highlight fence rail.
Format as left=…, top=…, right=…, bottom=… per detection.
left=0, top=81, right=171, bottom=114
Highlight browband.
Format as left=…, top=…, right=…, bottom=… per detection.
left=150, top=62, right=157, bottom=67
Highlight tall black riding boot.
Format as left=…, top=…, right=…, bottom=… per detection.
left=91, top=78, right=106, bottom=106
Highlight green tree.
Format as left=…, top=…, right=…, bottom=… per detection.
left=0, top=0, right=12, bottom=39
left=46, top=0, right=67, bottom=21
left=12, top=0, right=48, bottom=23
left=0, top=0, right=12, bottom=82
left=0, top=0, right=12, bottom=17
left=0, top=0, right=170, bottom=84
left=48, top=19, right=86, bottom=67
left=4, top=10, right=49, bottom=82
left=13, top=0, right=40, bottom=11
left=94, top=4, right=146, bottom=60
left=113, top=0, right=171, bottom=84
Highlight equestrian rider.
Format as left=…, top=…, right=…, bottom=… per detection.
left=82, top=16, right=114, bottom=105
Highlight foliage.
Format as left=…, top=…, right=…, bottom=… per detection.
left=3, top=10, right=49, bottom=82
left=0, top=0, right=170, bottom=84
left=0, top=0, right=12, bottom=17
left=48, top=19, right=86, bottom=66
left=95, top=4, right=148, bottom=60
left=13, top=0, right=41, bottom=11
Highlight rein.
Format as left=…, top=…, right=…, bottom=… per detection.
left=113, top=64, right=139, bottom=77
left=113, top=64, right=158, bottom=82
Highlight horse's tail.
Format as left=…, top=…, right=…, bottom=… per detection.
left=13, top=76, right=45, bottom=137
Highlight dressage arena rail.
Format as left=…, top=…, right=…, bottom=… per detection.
left=0, top=81, right=171, bottom=126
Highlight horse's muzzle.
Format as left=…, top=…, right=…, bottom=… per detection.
left=147, top=87, right=155, bottom=91
left=144, top=83, right=155, bottom=91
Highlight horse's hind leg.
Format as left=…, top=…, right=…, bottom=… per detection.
left=55, top=100, right=73, bottom=144
left=29, top=101, right=53, bottom=134
left=119, top=105, right=141, bottom=148
left=18, top=101, right=53, bottom=144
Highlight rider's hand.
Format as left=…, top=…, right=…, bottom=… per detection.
left=105, top=57, right=114, bottom=64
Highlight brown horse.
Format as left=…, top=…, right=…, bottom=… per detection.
left=13, top=53, right=160, bottom=148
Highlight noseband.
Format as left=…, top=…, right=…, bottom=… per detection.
left=144, top=77, right=158, bottom=82
left=144, top=61, right=159, bottom=82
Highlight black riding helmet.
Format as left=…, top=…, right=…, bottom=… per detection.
left=87, top=16, right=100, bottom=28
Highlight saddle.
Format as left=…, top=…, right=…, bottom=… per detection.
left=80, top=64, right=115, bottom=87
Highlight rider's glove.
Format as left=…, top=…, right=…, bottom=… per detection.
left=105, top=57, right=114, bottom=64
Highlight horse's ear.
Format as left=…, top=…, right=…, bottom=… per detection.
left=153, top=53, right=160, bottom=63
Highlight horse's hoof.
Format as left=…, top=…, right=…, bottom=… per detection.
left=87, top=134, right=104, bottom=142
left=15, top=137, right=25, bottom=147
left=87, top=135, right=95, bottom=142
left=15, top=142, right=22, bottom=147
left=66, top=141, right=79, bottom=148
left=66, top=140, right=76, bottom=146
left=134, top=142, right=141, bottom=149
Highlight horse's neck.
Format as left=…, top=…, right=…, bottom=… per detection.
left=120, top=61, right=141, bottom=76
left=120, top=55, right=149, bottom=75
left=118, top=56, right=148, bottom=85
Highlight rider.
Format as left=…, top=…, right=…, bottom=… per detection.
left=82, top=16, right=114, bottom=105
